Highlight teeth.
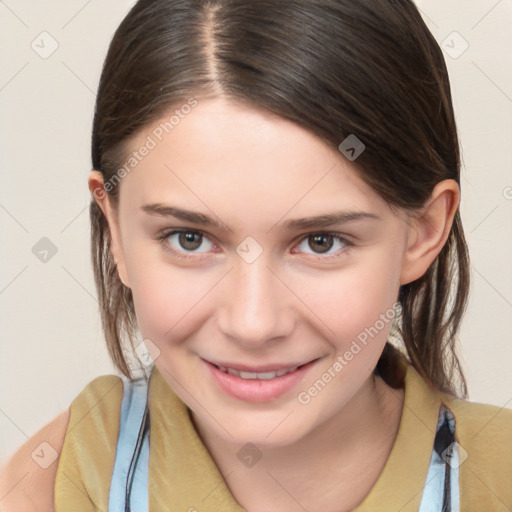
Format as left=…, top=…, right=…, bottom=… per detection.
left=217, top=365, right=298, bottom=380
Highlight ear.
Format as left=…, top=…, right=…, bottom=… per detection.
left=400, top=179, right=460, bottom=285
left=88, top=170, right=131, bottom=288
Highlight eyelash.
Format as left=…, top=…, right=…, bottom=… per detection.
left=157, top=228, right=354, bottom=261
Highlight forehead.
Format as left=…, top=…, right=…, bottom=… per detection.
left=116, top=97, right=387, bottom=220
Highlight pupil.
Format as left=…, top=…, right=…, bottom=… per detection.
left=310, top=234, right=332, bottom=254
left=180, top=232, right=201, bottom=250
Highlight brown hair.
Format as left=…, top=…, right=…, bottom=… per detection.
left=90, top=0, right=470, bottom=398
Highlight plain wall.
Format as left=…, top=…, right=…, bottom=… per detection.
left=1, top=0, right=511, bottom=465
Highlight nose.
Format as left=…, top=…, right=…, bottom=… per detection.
left=217, top=255, right=294, bottom=348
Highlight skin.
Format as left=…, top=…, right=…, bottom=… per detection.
left=0, top=410, right=68, bottom=512
left=89, top=96, right=459, bottom=511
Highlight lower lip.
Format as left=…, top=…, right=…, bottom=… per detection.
left=204, top=359, right=318, bottom=402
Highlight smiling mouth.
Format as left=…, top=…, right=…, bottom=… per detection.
left=211, top=364, right=298, bottom=380
left=209, top=360, right=317, bottom=380
left=205, top=358, right=320, bottom=402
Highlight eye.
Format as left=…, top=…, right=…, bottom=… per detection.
left=157, top=229, right=353, bottom=261
left=157, top=229, right=215, bottom=259
left=294, top=232, right=352, bottom=258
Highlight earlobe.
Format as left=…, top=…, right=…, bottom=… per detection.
left=400, top=179, right=460, bottom=285
left=88, top=170, right=131, bottom=288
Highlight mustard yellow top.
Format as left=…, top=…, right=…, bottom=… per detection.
left=54, top=360, right=512, bottom=511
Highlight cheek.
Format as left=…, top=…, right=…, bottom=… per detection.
left=124, top=245, right=205, bottom=342
left=297, top=249, right=401, bottom=354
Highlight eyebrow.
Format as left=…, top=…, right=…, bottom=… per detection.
left=141, top=204, right=232, bottom=231
left=141, top=203, right=380, bottom=231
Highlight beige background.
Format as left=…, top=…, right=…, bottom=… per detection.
left=1, top=0, right=511, bottom=465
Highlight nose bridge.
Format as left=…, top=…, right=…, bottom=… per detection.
left=218, top=251, right=291, bottom=345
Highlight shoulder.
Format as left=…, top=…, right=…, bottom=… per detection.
left=54, top=374, right=126, bottom=510
left=65, top=374, right=124, bottom=431
left=0, top=408, right=70, bottom=512
left=405, top=361, right=511, bottom=449
left=441, top=393, right=512, bottom=445
left=440, top=394, right=512, bottom=508
left=0, top=374, right=125, bottom=512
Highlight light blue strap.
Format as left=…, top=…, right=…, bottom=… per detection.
left=419, top=450, right=447, bottom=511
left=129, top=422, right=150, bottom=512
left=109, top=375, right=150, bottom=512
left=419, top=405, right=460, bottom=511
left=449, top=443, right=460, bottom=511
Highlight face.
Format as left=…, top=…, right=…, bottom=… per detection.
left=94, top=97, right=436, bottom=448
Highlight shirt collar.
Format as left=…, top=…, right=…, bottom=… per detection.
left=148, top=359, right=442, bottom=511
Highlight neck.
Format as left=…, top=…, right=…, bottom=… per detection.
left=191, top=374, right=405, bottom=512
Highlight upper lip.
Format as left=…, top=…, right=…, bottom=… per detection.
left=204, top=358, right=317, bottom=373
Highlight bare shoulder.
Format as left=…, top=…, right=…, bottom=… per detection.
left=0, top=408, right=70, bottom=512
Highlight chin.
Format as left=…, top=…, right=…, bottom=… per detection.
left=209, top=415, right=313, bottom=449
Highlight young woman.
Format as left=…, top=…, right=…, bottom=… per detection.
left=2, top=0, right=511, bottom=511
